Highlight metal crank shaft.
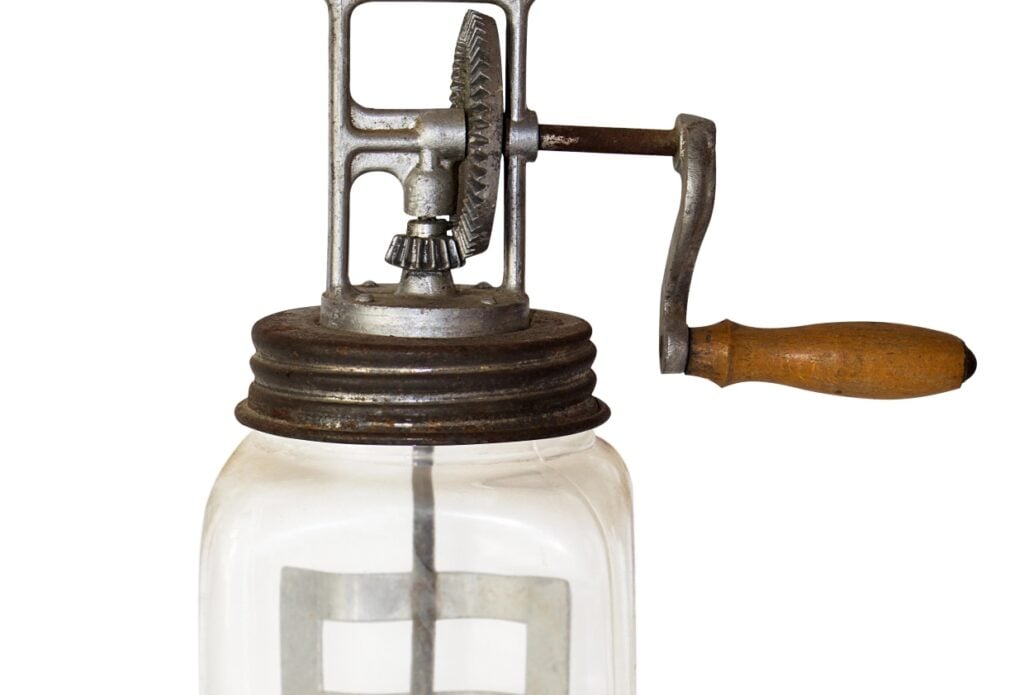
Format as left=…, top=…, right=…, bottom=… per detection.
left=538, top=124, right=677, bottom=157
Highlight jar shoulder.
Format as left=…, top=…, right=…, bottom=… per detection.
left=211, top=430, right=630, bottom=484
left=203, top=431, right=632, bottom=534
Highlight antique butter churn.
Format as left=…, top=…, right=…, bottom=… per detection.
left=200, top=2, right=974, bottom=694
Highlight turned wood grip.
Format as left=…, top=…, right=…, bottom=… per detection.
left=686, top=321, right=976, bottom=399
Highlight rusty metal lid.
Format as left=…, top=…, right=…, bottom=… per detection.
left=236, top=307, right=610, bottom=445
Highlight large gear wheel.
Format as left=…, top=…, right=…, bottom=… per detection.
left=449, top=10, right=504, bottom=261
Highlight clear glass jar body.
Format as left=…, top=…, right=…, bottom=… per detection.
left=200, top=430, right=634, bottom=695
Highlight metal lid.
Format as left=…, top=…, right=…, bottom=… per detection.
left=236, top=308, right=609, bottom=445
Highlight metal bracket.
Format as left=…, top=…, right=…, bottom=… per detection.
left=323, top=0, right=536, bottom=296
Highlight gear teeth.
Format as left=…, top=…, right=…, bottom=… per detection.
left=449, top=10, right=503, bottom=261
left=385, top=235, right=465, bottom=272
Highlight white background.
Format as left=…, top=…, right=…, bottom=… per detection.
left=1, top=1, right=1021, bottom=693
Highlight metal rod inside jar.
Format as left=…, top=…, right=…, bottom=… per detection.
left=410, top=446, right=437, bottom=695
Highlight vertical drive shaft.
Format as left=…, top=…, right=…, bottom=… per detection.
left=410, top=445, right=437, bottom=695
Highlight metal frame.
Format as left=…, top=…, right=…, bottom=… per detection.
left=324, top=0, right=536, bottom=297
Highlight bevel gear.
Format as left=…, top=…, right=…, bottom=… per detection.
left=383, top=10, right=504, bottom=271
left=448, top=10, right=504, bottom=260
left=384, top=234, right=462, bottom=272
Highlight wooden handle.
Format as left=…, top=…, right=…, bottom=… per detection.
left=686, top=321, right=975, bottom=399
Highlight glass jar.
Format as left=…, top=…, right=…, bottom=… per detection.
left=200, top=429, right=634, bottom=695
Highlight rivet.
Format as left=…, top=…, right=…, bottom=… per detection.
left=355, top=294, right=374, bottom=304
